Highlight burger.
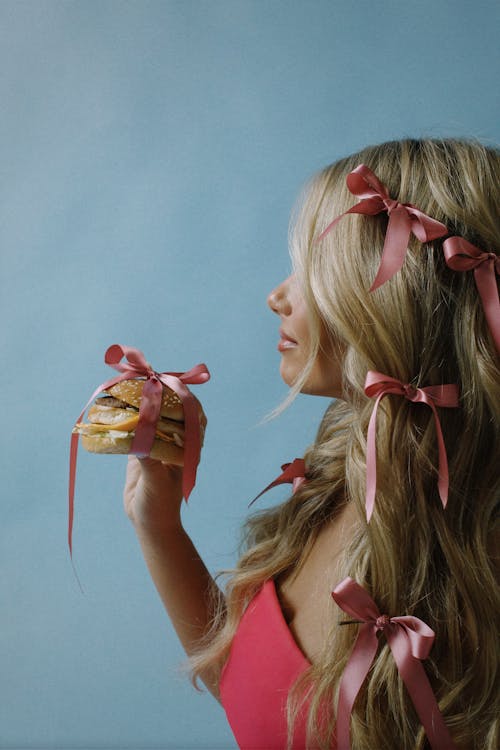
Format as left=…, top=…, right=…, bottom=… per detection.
left=73, top=379, right=195, bottom=464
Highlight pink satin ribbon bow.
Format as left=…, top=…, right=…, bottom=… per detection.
left=248, top=458, right=306, bottom=507
left=332, top=577, right=456, bottom=750
left=443, top=236, right=500, bottom=353
left=364, top=371, right=459, bottom=522
left=69, top=344, right=210, bottom=555
left=316, top=164, right=448, bottom=291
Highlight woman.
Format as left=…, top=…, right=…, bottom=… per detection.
left=124, top=138, right=499, bottom=749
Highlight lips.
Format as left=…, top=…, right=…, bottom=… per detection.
left=278, top=328, right=298, bottom=352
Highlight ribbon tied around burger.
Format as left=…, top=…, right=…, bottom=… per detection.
left=69, top=344, right=210, bottom=556
left=332, top=577, right=457, bottom=750
left=316, top=164, right=448, bottom=291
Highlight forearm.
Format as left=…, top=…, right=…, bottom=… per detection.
left=123, top=456, right=225, bottom=696
left=133, top=519, right=225, bottom=697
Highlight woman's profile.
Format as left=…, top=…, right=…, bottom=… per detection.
left=124, top=138, right=499, bottom=749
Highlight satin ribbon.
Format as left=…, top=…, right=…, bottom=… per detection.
left=69, top=344, right=210, bottom=555
left=248, top=458, right=306, bottom=507
left=316, top=164, right=448, bottom=291
left=332, top=577, right=456, bottom=750
left=443, top=236, right=500, bottom=353
left=364, top=371, right=459, bottom=522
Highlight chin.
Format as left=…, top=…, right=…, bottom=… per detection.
left=279, top=362, right=296, bottom=388
left=279, top=358, right=343, bottom=398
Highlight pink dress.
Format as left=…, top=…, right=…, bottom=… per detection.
left=220, top=577, right=455, bottom=750
left=220, top=579, right=324, bottom=749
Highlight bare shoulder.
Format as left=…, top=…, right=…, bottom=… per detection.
left=275, top=501, right=359, bottom=663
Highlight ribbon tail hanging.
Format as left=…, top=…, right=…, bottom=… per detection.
left=335, top=625, right=379, bottom=750
left=180, top=388, right=201, bottom=501
left=248, top=458, right=306, bottom=507
left=68, top=431, right=80, bottom=557
left=365, top=393, right=384, bottom=521
left=388, top=630, right=456, bottom=750
left=427, top=400, right=450, bottom=508
left=474, top=262, right=500, bottom=352
left=158, top=374, right=201, bottom=501
left=370, top=208, right=413, bottom=291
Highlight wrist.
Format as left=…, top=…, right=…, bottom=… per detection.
left=130, top=504, right=184, bottom=536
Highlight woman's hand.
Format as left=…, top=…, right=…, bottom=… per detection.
left=124, top=456, right=184, bottom=533
left=124, top=400, right=207, bottom=533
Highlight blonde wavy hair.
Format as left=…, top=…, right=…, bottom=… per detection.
left=191, top=139, right=500, bottom=749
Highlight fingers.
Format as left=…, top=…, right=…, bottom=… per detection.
left=124, top=455, right=141, bottom=508
left=123, top=398, right=206, bottom=513
left=125, top=455, right=140, bottom=486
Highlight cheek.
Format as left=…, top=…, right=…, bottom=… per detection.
left=316, top=355, right=343, bottom=397
left=304, top=337, right=344, bottom=398
left=293, top=313, right=311, bottom=345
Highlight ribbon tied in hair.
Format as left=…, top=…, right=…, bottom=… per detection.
left=443, top=236, right=500, bottom=353
left=364, top=371, right=459, bottom=522
left=69, top=344, right=210, bottom=555
left=332, top=577, right=457, bottom=750
left=316, top=164, right=448, bottom=291
left=249, top=458, right=306, bottom=507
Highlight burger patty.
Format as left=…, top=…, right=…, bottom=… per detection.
left=96, top=395, right=137, bottom=410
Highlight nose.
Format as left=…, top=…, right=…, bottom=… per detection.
left=267, top=277, right=292, bottom=316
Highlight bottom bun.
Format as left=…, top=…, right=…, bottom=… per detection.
left=80, top=433, right=184, bottom=465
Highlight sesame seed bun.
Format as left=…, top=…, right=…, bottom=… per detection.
left=106, top=379, right=184, bottom=420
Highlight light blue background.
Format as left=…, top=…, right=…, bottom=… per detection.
left=1, top=1, right=499, bottom=748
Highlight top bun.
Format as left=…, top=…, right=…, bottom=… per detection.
left=106, top=379, right=184, bottom=421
